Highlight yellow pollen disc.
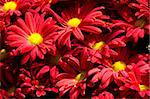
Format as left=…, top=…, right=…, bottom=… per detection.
left=0, top=49, right=6, bottom=54
left=49, top=0, right=53, bottom=3
left=0, top=49, right=7, bottom=61
left=92, top=41, right=105, bottom=50
left=67, top=18, right=81, bottom=28
left=3, top=1, right=17, bottom=12
left=112, top=61, right=126, bottom=72
left=28, top=33, right=43, bottom=45
left=139, top=84, right=149, bottom=91
left=75, top=71, right=86, bottom=81
left=134, top=18, right=145, bottom=28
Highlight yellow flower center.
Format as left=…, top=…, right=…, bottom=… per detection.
left=8, top=87, right=16, bottom=94
left=67, top=18, right=81, bottom=28
left=92, top=41, right=105, bottom=50
left=139, top=84, right=149, bottom=91
left=112, top=61, right=126, bottom=72
left=0, top=49, right=6, bottom=54
left=49, top=0, right=52, bottom=3
left=75, top=71, right=86, bottom=81
left=134, top=18, right=145, bottom=28
left=0, top=49, right=7, bottom=61
left=28, top=33, right=43, bottom=45
left=3, top=1, right=17, bottom=12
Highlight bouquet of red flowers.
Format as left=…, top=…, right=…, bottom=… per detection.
left=0, top=0, right=149, bottom=98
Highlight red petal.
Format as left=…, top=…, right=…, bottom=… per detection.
left=72, top=28, right=84, bottom=41
left=86, top=11, right=103, bottom=19
left=91, top=72, right=100, bottom=83
left=126, top=28, right=138, bottom=37
left=8, top=25, right=28, bottom=37
left=139, top=29, right=144, bottom=38
left=88, top=68, right=100, bottom=76
left=46, top=8, right=65, bottom=23
left=101, top=70, right=113, bottom=83
left=57, top=29, right=71, bottom=47
left=50, top=66, right=59, bottom=79
left=7, top=35, right=25, bottom=41
left=17, top=18, right=31, bottom=34
left=20, top=83, right=32, bottom=87
left=20, top=45, right=34, bottom=54
left=80, top=47, right=88, bottom=70
left=99, top=68, right=111, bottom=79
left=81, top=26, right=102, bottom=34
left=51, top=87, right=58, bottom=93
left=21, top=54, right=30, bottom=64
left=63, top=55, right=80, bottom=71
left=36, top=90, right=46, bottom=97
left=30, top=47, right=36, bottom=61
left=36, top=66, right=50, bottom=78
left=70, top=88, right=80, bottom=99
left=34, top=13, right=42, bottom=31
left=56, top=79, right=76, bottom=87
left=25, top=12, right=35, bottom=33
left=56, top=73, right=74, bottom=81
left=9, top=41, right=25, bottom=47
left=36, top=47, right=44, bottom=59
left=99, top=77, right=112, bottom=89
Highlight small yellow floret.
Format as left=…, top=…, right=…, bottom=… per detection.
left=112, top=61, right=126, bottom=72
left=67, top=18, right=81, bottom=28
left=75, top=71, right=86, bottom=81
left=139, top=84, right=149, bottom=91
left=135, top=18, right=145, bottom=28
left=0, top=49, right=6, bottom=54
left=3, top=1, right=17, bottom=12
left=92, top=41, right=105, bottom=50
left=0, top=49, right=7, bottom=61
left=28, top=33, right=43, bottom=45
left=49, top=0, right=52, bottom=3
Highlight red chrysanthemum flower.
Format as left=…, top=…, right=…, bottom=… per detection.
left=6, top=12, right=59, bottom=64
left=116, top=53, right=150, bottom=98
left=119, top=71, right=150, bottom=98
left=46, top=1, right=110, bottom=47
left=127, top=54, right=149, bottom=76
left=111, top=0, right=150, bottom=43
left=56, top=48, right=100, bottom=98
left=90, top=61, right=127, bottom=89
left=73, top=33, right=126, bottom=64
left=126, top=17, right=150, bottom=43
left=18, top=64, right=58, bottom=97
left=129, top=0, right=150, bottom=18
left=0, top=0, right=31, bottom=25
left=0, top=0, right=149, bottom=98
left=112, top=18, right=150, bottom=43
left=19, top=72, right=49, bottom=97
left=90, top=48, right=136, bottom=89
left=0, top=0, right=31, bottom=16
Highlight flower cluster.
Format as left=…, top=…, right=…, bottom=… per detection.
left=0, top=0, right=149, bottom=98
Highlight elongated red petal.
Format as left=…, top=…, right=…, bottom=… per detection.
left=72, top=28, right=84, bottom=41
left=36, top=66, right=50, bottom=78
left=80, top=26, right=102, bottom=34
